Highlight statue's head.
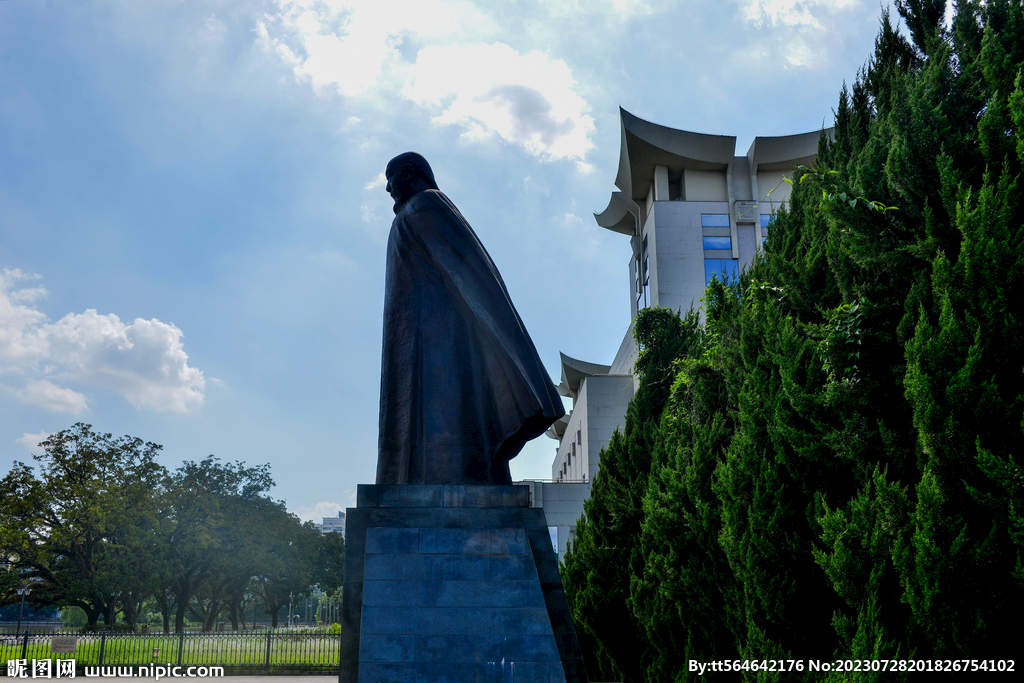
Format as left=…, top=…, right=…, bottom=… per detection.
left=385, top=152, right=439, bottom=214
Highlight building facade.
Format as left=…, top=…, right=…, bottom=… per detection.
left=316, top=511, right=346, bottom=537
left=523, top=108, right=830, bottom=559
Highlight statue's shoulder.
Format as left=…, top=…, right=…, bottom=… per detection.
left=400, top=189, right=459, bottom=220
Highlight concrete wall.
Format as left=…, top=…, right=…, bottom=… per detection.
left=552, top=384, right=587, bottom=481
left=609, top=320, right=637, bottom=377
left=582, top=375, right=634, bottom=478
left=756, top=170, right=792, bottom=202
left=737, top=224, right=758, bottom=267
left=523, top=481, right=592, bottom=559
left=551, top=374, right=633, bottom=482
left=647, top=200, right=729, bottom=314
left=684, top=169, right=728, bottom=201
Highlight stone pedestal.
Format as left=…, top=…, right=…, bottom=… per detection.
left=340, top=484, right=588, bottom=683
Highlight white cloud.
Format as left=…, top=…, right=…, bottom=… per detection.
left=404, top=44, right=594, bottom=161
left=258, top=0, right=492, bottom=98
left=0, top=269, right=49, bottom=362
left=557, top=208, right=600, bottom=259
left=0, top=269, right=205, bottom=413
left=16, top=430, right=53, bottom=451
left=787, top=43, right=814, bottom=68
left=290, top=500, right=346, bottom=523
left=46, top=311, right=205, bottom=412
left=741, top=0, right=859, bottom=29
left=738, top=0, right=866, bottom=71
left=13, top=380, right=89, bottom=414
left=258, top=0, right=596, bottom=162
left=364, top=172, right=386, bottom=191
left=339, top=115, right=361, bottom=132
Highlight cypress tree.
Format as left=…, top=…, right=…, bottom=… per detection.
left=561, top=308, right=701, bottom=682
left=563, top=2, right=1024, bottom=678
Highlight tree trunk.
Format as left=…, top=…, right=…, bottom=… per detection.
left=76, top=600, right=104, bottom=627
left=175, top=598, right=188, bottom=633
left=154, top=591, right=173, bottom=633
left=268, top=601, right=279, bottom=628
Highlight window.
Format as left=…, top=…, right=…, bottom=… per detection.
left=577, top=429, right=582, bottom=445
left=701, top=214, right=730, bottom=228
left=635, top=256, right=643, bottom=310
left=637, top=235, right=651, bottom=309
left=702, top=236, right=732, bottom=250
left=760, top=215, right=774, bottom=245
left=704, top=259, right=739, bottom=286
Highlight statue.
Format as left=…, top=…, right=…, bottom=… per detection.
left=377, top=152, right=565, bottom=485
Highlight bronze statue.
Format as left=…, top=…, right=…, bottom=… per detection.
left=377, top=152, right=564, bottom=485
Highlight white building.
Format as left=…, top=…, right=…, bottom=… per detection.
left=316, top=511, right=346, bottom=537
left=522, top=108, right=830, bottom=560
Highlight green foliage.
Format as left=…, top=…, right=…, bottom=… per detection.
left=0, top=423, right=167, bottom=628
left=60, top=606, right=88, bottom=628
left=561, top=307, right=702, bottom=682
left=563, top=2, right=1024, bottom=679
left=0, top=424, right=343, bottom=634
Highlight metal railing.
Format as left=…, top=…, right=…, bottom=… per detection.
left=1, top=629, right=342, bottom=673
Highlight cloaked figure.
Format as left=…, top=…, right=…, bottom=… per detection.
left=377, top=152, right=564, bottom=485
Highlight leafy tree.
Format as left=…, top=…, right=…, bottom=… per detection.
left=0, top=424, right=166, bottom=627
left=160, top=456, right=275, bottom=632
left=252, top=512, right=323, bottom=628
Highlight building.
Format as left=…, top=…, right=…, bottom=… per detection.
left=522, top=108, right=830, bottom=559
left=316, top=511, right=346, bottom=537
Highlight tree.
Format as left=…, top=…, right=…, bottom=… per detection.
left=563, top=2, right=1024, bottom=678
left=561, top=307, right=702, bottom=682
left=160, top=456, right=275, bottom=632
left=252, top=511, right=322, bottom=628
left=0, top=424, right=166, bottom=628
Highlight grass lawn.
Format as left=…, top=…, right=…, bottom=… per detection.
left=1, top=631, right=341, bottom=671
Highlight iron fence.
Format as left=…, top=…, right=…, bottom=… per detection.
left=0, top=629, right=342, bottom=673
left=0, top=623, right=295, bottom=635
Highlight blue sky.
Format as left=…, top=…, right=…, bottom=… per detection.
left=1, top=0, right=907, bottom=522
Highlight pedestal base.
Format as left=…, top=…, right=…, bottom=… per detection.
left=340, top=485, right=588, bottom=683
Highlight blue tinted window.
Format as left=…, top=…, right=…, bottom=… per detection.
left=702, top=236, right=731, bottom=250
left=701, top=214, right=730, bottom=228
left=704, top=259, right=738, bottom=286
left=760, top=214, right=774, bottom=228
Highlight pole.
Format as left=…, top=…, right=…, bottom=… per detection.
left=264, top=627, right=272, bottom=674
left=15, top=586, right=31, bottom=635
left=108, top=591, right=121, bottom=631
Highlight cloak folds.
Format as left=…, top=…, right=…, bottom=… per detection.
left=377, top=189, right=565, bottom=485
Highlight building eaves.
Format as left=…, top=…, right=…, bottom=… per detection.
left=594, top=192, right=640, bottom=236
left=614, top=107, right=736, bottom=202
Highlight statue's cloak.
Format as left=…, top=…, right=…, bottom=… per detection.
left=377, top=189, right=564, bottom=485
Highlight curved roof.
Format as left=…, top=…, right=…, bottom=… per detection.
left=615, top=107, right=736, bottom=202
left=559, top=352, right=611, bottom=400
left=594, top=192, right=640, bottom=236
left=747, top=128, right=833, bottom=171
left=545, top=414, right=570, bottom=441
left=595, top=108, right=834, bottom=235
